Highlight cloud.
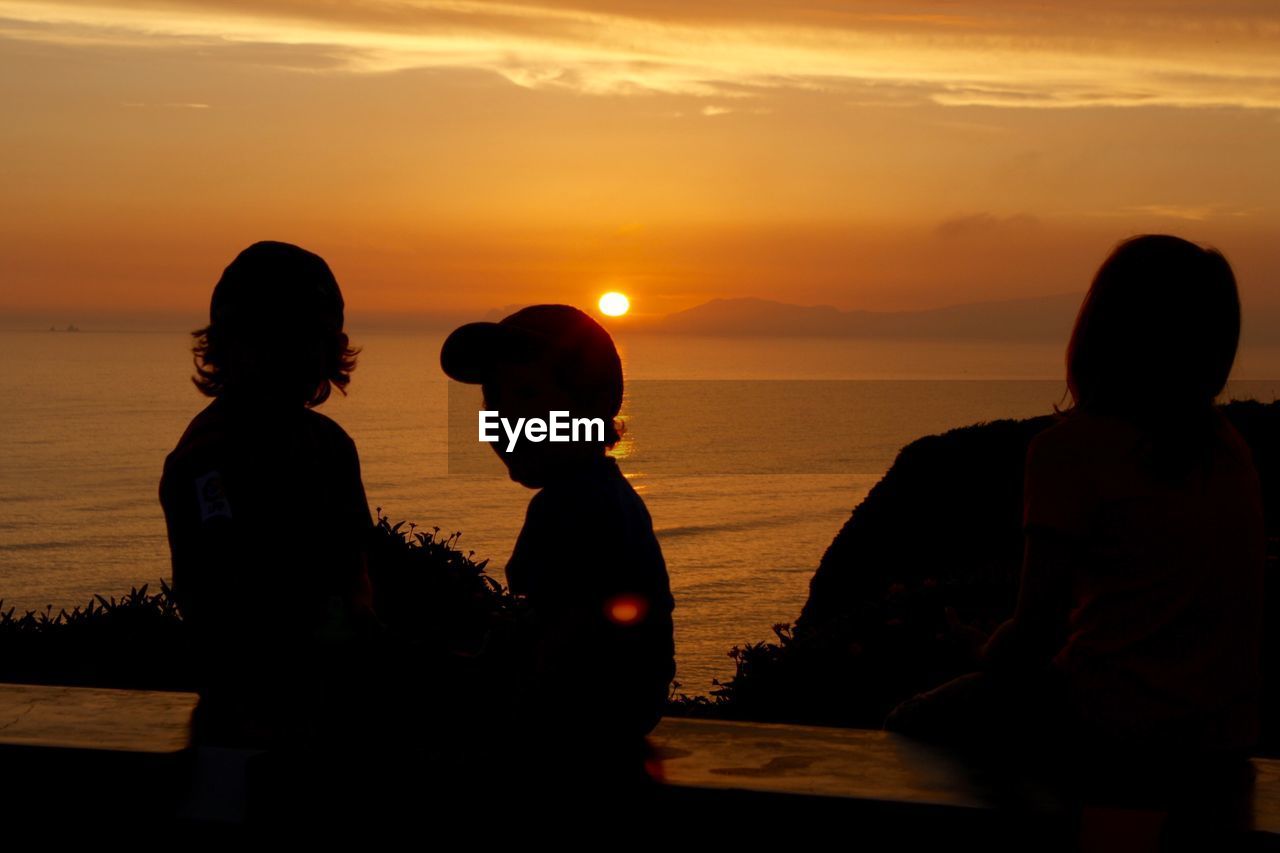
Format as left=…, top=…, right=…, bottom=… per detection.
left=1, top=1, right=1278, bottom=108
left=121, top=101, right=210, bottom=109
left=1103, top=204, right=1261, bottom=222
left=936, top=212, right=1039, bottom=238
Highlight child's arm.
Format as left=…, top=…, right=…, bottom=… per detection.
left=158, top=454, right=239, bottom=640
left=981, top=430, right=1086, bottom=673
left=982, top=529, right=1076, bottom=672
left=316, top=430, right=382, bottom=644
left=512, top=490, right=674, bottom=736
left=332, top=427, right=378, bottom=617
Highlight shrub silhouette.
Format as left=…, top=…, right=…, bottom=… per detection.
left=0, top=583, right=192, bottom=690
left=0, top=512, right=530, bottom=696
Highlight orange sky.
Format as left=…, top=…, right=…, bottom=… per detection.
left=2, top=1, right=1279, bottom=321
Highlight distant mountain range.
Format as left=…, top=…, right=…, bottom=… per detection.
left=14, top=290, right=1273, bottom=344
left=630, top=293, right=1085, bottom=341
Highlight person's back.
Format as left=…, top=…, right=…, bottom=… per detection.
left=506, top=452, right=676, bottom=741
left=1025, top=406, right=1264, bottom=754
left=160, top=398, right=371, bottom=656
left=887, top=235, right=1265, bottom=794
left=159, top=241, right=375, bottom=748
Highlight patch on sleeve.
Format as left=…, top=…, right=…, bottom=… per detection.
left=195, top=470, right=232, bottom=523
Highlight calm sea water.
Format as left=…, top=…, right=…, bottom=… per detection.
left=2, top=328, right=1278, bottom=693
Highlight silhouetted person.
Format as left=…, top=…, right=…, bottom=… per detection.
left=887, top=235, right=1264, bottom=828
left=159, top=241, right=378, bottom=751
left=440, top=305, right=676, bottom=806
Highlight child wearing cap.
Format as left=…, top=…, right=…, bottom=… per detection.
left=159, top=241, right=378, bottom=748
left=440, top=304, right=676, bottom=781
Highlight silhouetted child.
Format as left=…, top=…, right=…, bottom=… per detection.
left=440, top=304, right=676, bottom=796
left=160, top=241, right=378, bottom=750
left=887, top=235, right=1265, bottom=815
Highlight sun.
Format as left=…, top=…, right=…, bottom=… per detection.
left=598, top=291, right=630, bottom=317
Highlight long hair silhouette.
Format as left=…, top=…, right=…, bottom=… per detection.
left=1064, top=234, right=1240, bottom=476
left=191, top=241, right=359, bottom=407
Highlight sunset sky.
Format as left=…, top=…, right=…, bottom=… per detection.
left=2, top=1, right=1279, bottom=323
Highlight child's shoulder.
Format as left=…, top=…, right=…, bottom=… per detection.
left=530, top=457, right=649, bottom=525
left=1212, top=409, right=1253, bottom=456
left=165, top=403, right=356, bottom=473
left=1208, top=410, right=1261, bottom=484
left=300, top=407, right=357, bottom=448
left=299, top=407, right=360, bottom=458
left=165, top=401, right=230, bottom=466
left=1028, top=408, right=1137, bottom=462
left=160, top=402, right=234, bottom=508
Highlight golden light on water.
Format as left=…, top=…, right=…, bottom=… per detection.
left=598, top=292, right=630, bottom=317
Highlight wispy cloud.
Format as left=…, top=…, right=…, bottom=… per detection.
left=121, top=101, right=210, bottom=109
left=936, top=212, right=1039, bottom=238
left=1111, top=203, right=1261, bottom=222
left=0, top=1, right=1278, bottom=108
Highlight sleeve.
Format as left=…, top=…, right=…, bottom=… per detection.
left=158, top=450, right=236, bottom=633
left=982, top=429, right=1089, bottom=672
left=335, top=430, right=376, bottom=608
left=503, top=497, right=544, bottom=598
left=1022, top=429, right=1092, bottom=538
left=512, top=491, right=615, bottom=663
left=158, top=457, right=192, bottom=612
left=562, top=496, right=674, bottom=731
left=343, top=432, right=374, bottom=532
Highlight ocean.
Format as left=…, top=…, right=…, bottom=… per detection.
left=3, top=328, right=1278, bottom=693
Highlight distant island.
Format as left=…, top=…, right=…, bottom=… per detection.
left=598, top=293, right=1280, bottom=346
left=15, top=294, right=1279, bottom=345
left=628, top=294, right=1084, bottom=341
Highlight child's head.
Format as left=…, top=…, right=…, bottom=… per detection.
left=440, top=304, right=624, bottom=488
left=1067, top=234, right=1239, bottom=419
left=192, top=241, right=357, bottom=407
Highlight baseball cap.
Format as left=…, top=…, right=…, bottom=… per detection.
left=440, top=304, right=623, bottom=417
left=210, top=241, right=345, bottom=330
